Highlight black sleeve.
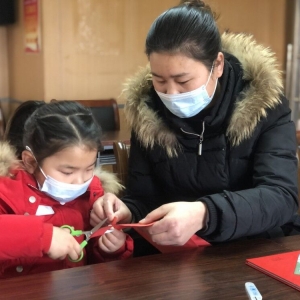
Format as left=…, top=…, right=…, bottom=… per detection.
left=200, top=104, right=299, bottom=242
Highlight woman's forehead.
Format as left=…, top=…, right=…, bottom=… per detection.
left=149, top=52, right=207, bottom=76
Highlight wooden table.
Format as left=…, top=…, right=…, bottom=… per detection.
left=1, top=236, right=300, bottom=299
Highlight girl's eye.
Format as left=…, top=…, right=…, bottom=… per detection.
left=86, top=166, right=95, bottom=172
left=61, top=171, right=72, bottom=175
left=178, top=80, right=189, bottom=85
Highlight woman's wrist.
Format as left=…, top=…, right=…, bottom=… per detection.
left=197, top=201, right=209, bottom=230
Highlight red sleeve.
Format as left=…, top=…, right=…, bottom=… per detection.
left=42, top=222, right=53, bottom=253
left=87, top=234, right=133, bottom=264
left=0, top=215, right=53, bottom=260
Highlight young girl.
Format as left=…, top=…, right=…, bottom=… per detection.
left=0, top=100, right=133, bottom=278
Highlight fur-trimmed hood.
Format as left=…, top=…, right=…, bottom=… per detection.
left=123, top=32, right=283, bottom=156
left=0, top=142, right=123, bottom=195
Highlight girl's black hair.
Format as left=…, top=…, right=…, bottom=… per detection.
left=22, top=101, right=102, bottom=163
left=4, top=100, right=46, bottom=159
left=145, top=0, right=221, bottom=69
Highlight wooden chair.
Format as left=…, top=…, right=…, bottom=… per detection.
left=113, top=140, right=130, bottom=188
left=74, top=99, right=120, bottom=132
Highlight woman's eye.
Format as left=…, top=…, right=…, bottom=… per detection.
left=178, top=80, right=189, bottom=85
left=153, top=78, right=165, bottom=84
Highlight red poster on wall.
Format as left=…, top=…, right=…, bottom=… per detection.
left=24, top=0, right=41, bottom=53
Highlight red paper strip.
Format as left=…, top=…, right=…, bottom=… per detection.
left=90, top=219, right=154, bottom=238
left=90, top=218, right=210, bottom=254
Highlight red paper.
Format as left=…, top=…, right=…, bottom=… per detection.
left=91, top=219, right=210, bottom=253
left=246, top=250, right=300, bottom=291
left=134, top=226, right=210, bottom=253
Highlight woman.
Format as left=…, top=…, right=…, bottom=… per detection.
left=92, top=0, right=298, bottom=248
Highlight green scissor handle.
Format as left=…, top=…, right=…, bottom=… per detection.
left=69, top=249, right=84, bottom=263
left=61, top=225, right=83, bottom=236
left=60, top=225, right=88, bottom=262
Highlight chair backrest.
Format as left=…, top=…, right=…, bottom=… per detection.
left=75, top=99, right=120, bottom=132
left=113, top=140, right=130, bottom=188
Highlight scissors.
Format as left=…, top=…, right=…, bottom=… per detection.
left=61, top=217, right=109, bottom=262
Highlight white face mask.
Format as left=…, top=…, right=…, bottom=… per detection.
left=39, top=168, right=93, bottom=205
left=156, top=65, right=217, bottom=118
left=26, top=146, right=93, bottom=205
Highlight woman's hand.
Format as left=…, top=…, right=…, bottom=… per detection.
left=47, top=226, right=82, bottom=260
left=98, top=229, right=126, bottom=253
left=139, top=201, right=208, bottom=246
left=90, top=192, right=132, bottom=226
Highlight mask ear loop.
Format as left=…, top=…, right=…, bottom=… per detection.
left=25, top=145, right=47, bottom=178
left=25, top=145, right=33, bottom=153
left=205, top=63, right=215, bottom=88
left=205, top=62, right=218, bottom=99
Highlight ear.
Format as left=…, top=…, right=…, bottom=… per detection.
left=214, top=52, right=224, bottom=79
left=22, top=150, right=37, bottom=174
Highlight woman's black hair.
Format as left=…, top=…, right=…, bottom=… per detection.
left=145, top=0, right=221, bottom=69
left=22, top=101, right=103, bottom=164
left=4, top=100, right=46, bottom=159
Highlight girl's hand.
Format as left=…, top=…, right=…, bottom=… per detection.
left=47, top=226, right=82, bottom=260
left=90, top=192, right=132, bottom=226
left=98, top=229, right=126, bottom=253
left=139, top=201, right=208, bottom=246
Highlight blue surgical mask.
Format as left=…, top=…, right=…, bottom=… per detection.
left=26, top=146, right=93, bottom=205
left=156, top=65, right=217, bottom=118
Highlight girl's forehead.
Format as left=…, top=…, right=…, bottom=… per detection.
left=56, top=145, right=97, bottom=155
left=42, top=146, right=97, bottom=167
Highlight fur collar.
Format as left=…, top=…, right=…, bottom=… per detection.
left=0, top=142, right=123, bottom=195
left=123, top=32, right=283, bottom=156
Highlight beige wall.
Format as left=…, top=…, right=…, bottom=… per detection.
left=0, top=27, right=10, bottom=120
left=0, top=28, right=9, bottom=99
left=3, top=0, right=294, bottom=120
left=207, top=0, right=289, bottom=71
left=42, top=0, right=178, bottom=102
left=7, top=0, right=44, bottom=102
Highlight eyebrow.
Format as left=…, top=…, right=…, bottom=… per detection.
left=151, top=72, right=189, bottom=78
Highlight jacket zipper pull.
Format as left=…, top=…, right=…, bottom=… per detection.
left=180, top=121, right=205, bottom=156
left=198, top=135, right=203, bottom=155
left=198, top=121, right=205, bottom=156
